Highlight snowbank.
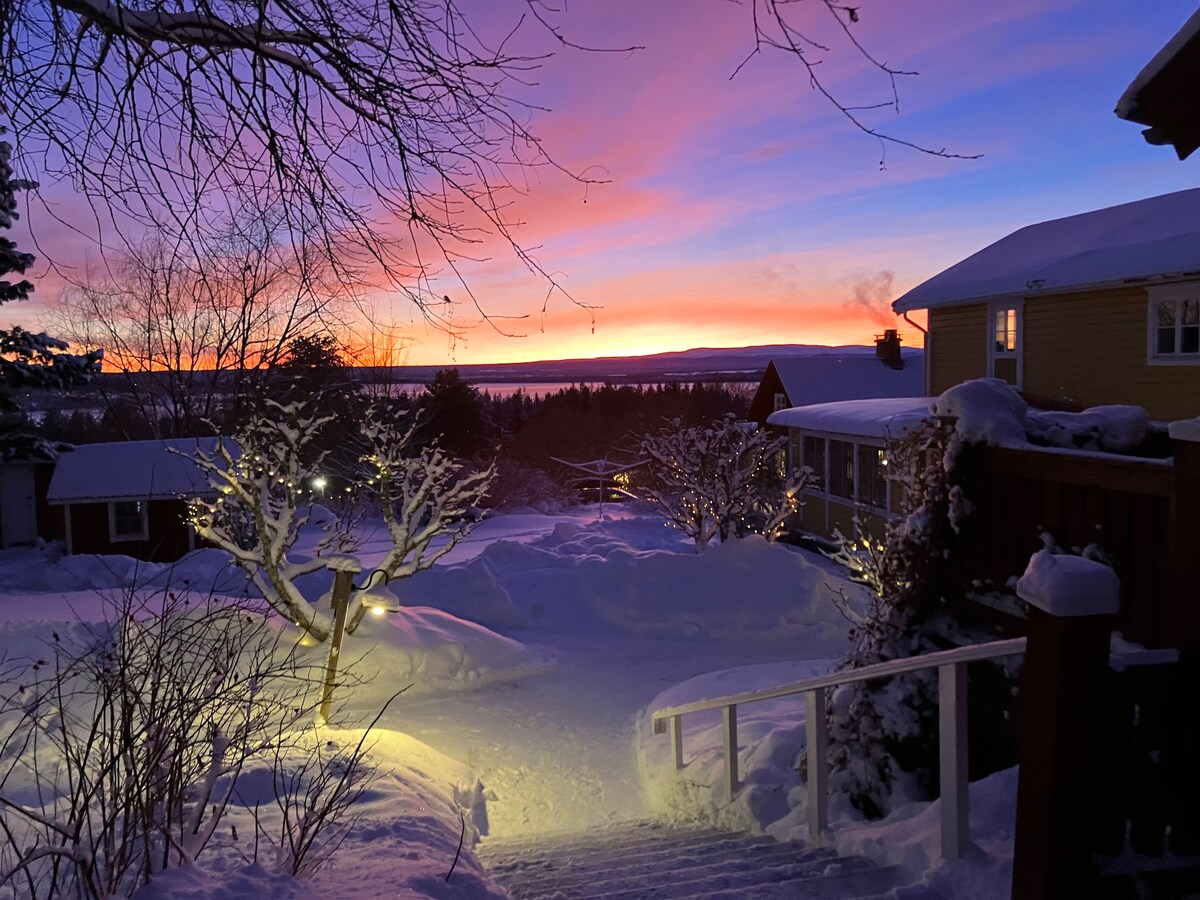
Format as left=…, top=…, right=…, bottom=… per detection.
left=133, top=728, right=504, bottom=900
left=399, top=524, right=867, bottom=638
left=636, top=659, right=835, bottom=834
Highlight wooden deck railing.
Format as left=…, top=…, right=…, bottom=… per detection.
left=651, top=637, right=1027, bottom=862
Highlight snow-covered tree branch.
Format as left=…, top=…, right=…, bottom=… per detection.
left=188, top=399, right=344, bottom=641
left=187, top=398, right=493, bottom=642
left=351, top=405, right=494, bottom=632
left=639, top=414, right=815, bottom=552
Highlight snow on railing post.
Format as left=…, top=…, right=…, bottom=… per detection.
left=805, top=689, right=828, bottom=841
left=939, top=661, right=970, bottom=861
left=319, top=556, right=362, bottom=724
left=1011, top=549, right=1119, bottom=900
left=722, top=705, right=738, bottom=798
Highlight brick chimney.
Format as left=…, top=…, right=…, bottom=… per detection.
left=875, top=329, right=903, bottom=369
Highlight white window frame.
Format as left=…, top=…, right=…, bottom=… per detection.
left=773, top=392, right=789, bottom=412
left=1147, top=282, right=1200, bottom=366
left=987, top=300, right=1024, bottom=389
left=108, top=500, right=149, bottom=543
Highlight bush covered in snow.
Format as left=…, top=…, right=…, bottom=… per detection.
left=639, top=414, right=815, bottom=552
left=818, top=417, right=1017, bottom=819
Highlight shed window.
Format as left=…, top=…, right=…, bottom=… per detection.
left=829, top=440, right=855, bottom=500
left=109, top=501, right=148, bottom=542
left=802, top=435, right=825, bottom=489
left=773, top=392, right=788, bottom=412
left=856, top=444, right=888, bottom=509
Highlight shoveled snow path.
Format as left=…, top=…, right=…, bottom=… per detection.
left=390, top=630, right=814, bottom=836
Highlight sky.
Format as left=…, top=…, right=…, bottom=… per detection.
left=11, top=0, right=1200, bottom=366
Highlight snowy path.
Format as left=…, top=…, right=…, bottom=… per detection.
left=391, top=631, right=812, bottom=837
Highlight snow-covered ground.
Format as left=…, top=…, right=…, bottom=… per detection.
left=0, top=508, right=1018, bottom=898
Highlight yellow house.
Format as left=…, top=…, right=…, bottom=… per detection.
left=894, top=188, right=1200, bottom=422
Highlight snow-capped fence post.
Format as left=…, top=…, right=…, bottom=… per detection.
left=319, top=556, right=362, bottom=724
left=1011, top=550, right=1119, bottom=900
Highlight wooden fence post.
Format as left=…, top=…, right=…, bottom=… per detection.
left=1166, top=425, right=1200, bottom=648
left=1011, top=552, right=1118, bottom=900
left=319, top=558, right=361, bottom=725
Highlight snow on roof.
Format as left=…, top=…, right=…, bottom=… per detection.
left=768, top=397, right=933, bottom=440
left=892, top=188, right=1200, bottom=312
left=771, top=354, right=925, bottom=406
left=47, top=438, right=223, bottom=504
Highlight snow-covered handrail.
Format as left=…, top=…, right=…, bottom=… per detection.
left=651, top=636, right=1027, bottom=862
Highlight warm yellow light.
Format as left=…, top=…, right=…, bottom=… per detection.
left=370, top=607, right=387, bottom=617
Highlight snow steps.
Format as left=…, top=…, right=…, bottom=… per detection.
left=477, top=820, right=929, bottom=899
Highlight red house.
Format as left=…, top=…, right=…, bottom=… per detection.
left=46, top=438, right=219, bottom=562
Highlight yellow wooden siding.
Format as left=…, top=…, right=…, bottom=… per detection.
left=1022, top=288, right=1200, bottom=420
left=929, top=305, right=988, bottom=394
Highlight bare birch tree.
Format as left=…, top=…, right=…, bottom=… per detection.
left=51, top=215, right=346, bottom=436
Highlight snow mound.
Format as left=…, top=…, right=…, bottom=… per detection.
left=347, top=606, right=557, bottom=698
left=0, top=546, right=251, bottom=596
left=580, top=536, right=861, bottom=640
left=390, top=556, right=523, bottom=631
left=132, top=728, right=505, bottom=900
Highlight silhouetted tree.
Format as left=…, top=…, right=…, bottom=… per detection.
left=418, top=369, right=495, bottom=460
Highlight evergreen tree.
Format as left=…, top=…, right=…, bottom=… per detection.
left=418, top=369, right=495, bottom=460
left=0, top=125, right=101, bottom=458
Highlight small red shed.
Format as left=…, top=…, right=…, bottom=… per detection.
left=46, top=438, right=220, bottom=562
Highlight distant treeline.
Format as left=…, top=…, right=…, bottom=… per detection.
left=29, top=369, right=753, bottom=475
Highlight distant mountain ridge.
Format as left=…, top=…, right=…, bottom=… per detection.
left=372, top=343, right=922, bottom=385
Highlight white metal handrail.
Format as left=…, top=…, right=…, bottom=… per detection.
left=651, top=636, right=1027, bottom=861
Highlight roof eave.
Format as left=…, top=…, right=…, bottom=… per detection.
left=892, top=272, right=1200, bottom=314
left=1117, top=9, right=1200, bottom=160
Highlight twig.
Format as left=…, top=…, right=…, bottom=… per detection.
left=445, top=810, right=466, bottom=882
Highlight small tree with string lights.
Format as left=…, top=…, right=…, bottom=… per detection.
left=188, top=397, right=493, bottom=643
left=639, top=414, right=815, bottom=552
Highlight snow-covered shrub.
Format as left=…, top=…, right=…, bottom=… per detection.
left=0, top=588, right=381, bottom=898
left=639, top=414, right=815, bottom=552
left=480, top=458, right=571, bottom=513
left=816, top=418, right=985, bottom=819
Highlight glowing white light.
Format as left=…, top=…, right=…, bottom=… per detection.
left=313, top=476, right=328, bottom=490
left=370, top=607, right=387, bottom=617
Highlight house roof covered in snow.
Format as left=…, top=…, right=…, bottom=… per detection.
left=892, top=188, right=1200, bottom=312
left=768, top=397, right=934, bottom=440
left=1117, top=9, right=1200, bottom=160
left=47, top=438, right=223, bottom=504
left=770, top=354, right=925, bottom=407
